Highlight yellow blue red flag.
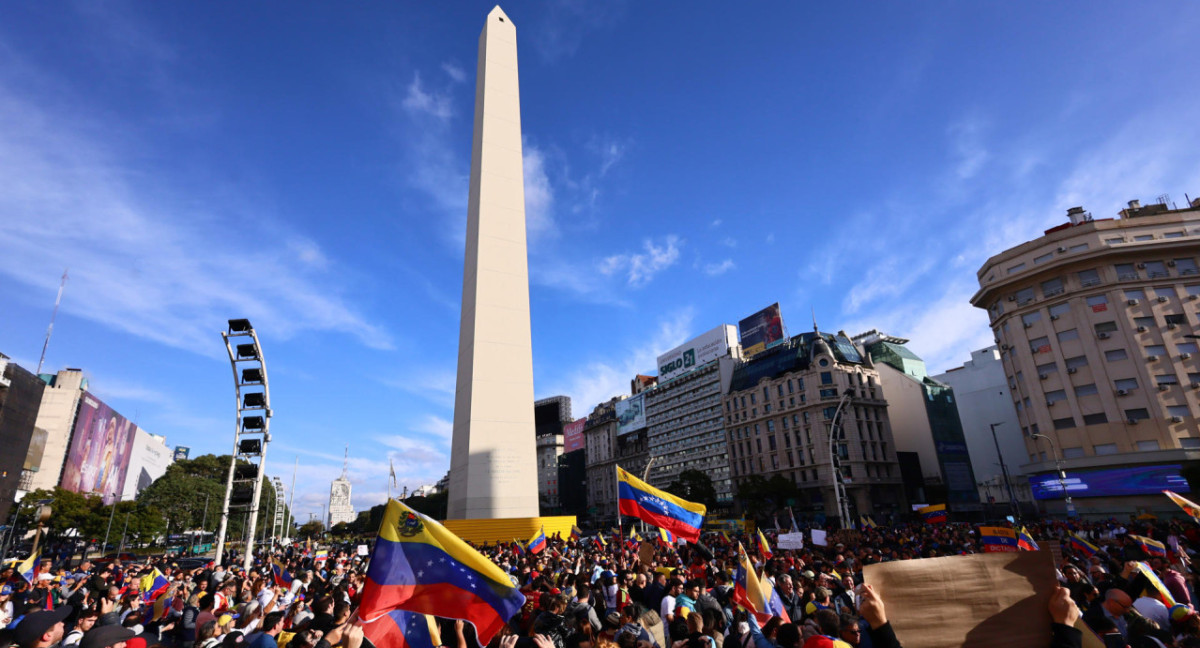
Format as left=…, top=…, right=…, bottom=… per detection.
left=918, top=504, right=947, bottom=524
left=1164, top=490, right=1200, bottom=521
left=978, top=527, right=1019, bottom=553
left=616, top=465, right=706, bottom=542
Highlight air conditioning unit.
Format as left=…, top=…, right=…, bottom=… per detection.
left=1128, top=418, right=1140, bottom=425
left=1168, top=260, right=1177, bottom=267
left=1117, top=389, right=1130, bottom=396
left=1137, top=263, right=1147, bottom=269
left=1098, top=332, right=1111, bottom=339
left=1168, top=323, right=1178, bottom=330
left=1050, top=314, right=1060, bottom=321
left=1039, top=373, right=1049, bottom=380
left=1024, top=322, right=1034, bottom=329
left=1128, top=299, right=1140, bottom=306
left=1182, top=353, right=1193, bottom=360
left=1008, top=296, right=1017, bottom=302
left=1172, top=416, right=1185, bottom=423
left=1068, top=367, right=1078, bottom=374
left=1158, top=296, right=1169, bottom=303
left=1159, top=385, right=1171, bottom=392
left=1138, top=326, right=1148, bottom=332
left=1046, top=400, right=1056, bottom=407
left=1057, top=246, right=1068, bottom=253
left=1191, top=383, right=1200, bottom=389
left=1190, top=294, right=1199, bottom=301
left=1148, top=355, right=1160, bottom=361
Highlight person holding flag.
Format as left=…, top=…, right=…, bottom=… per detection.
left=358, top=500, right=526, bottom=648
left=1017, top=527, right=1040, bottom=552
left=755, top=529, right=772, bottom=561
left=616, top=466, right=706, bottom=542
left=527, top=527, right=547, bottom=555
left=732, top=543, right=789, bottom=623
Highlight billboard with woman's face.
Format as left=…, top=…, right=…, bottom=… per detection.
left=59, top=392, right=137, bottom=504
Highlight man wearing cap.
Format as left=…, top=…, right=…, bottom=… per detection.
left=79, top=624, right=136, bottom=648
left=11, top=604, right=73, bottom=648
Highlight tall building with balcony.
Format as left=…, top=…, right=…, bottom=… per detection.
left=971, top=196, right=1200, bottom=516
left=724, top=331, right=906, bottom=524
left=584, top=397, right=620, bottom=524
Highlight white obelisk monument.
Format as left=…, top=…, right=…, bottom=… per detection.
left=447, top=6, right=540, bottom=520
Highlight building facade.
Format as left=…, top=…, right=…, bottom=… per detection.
left=534, top=396, right=572, bottom=512
left=328, top=476, right=354, bottom=527
left=724, top=332, right=906, bottom=525
left=934, top=346, right=1034, bottom=513
left=584, top=398, right=620, bottom=524
left=971, top=197, right=1200, bottom=516
left=854, top=331, right=981, bottom=516
left=0, top=355, right=46, bottom=519
left=26, top=368, right=87, bottom=493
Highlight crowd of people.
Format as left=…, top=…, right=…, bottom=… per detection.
left=1, top=515, right=1198, bottom=648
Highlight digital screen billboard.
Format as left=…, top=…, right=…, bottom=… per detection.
left=1028, top=464, right=1189, bottom=500
left=616, top=393, right=647, bottom=435
left=738, top=303, right=784, bottom=357
left=120, top=429, right=174, bottom=501
left=657, top=325, right=736, bottom=382
left=563, top=418, right=586, bottom=453
left=173, top=446, right=191, bottom=461
left=59, top=392, right=138, bottom=504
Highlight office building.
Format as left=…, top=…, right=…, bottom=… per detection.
left=0, top=354, right=46, bottom=519
left=970, top=196, right=1200, bottom=515
left=534, top=396, right=572, bottom=511
left=25, top=368, right=87, bottom=493
left=584, top=398, right=620, bottom=524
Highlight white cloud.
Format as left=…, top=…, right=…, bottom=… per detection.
left=765, top=233, right=775, bottom=244
left=401, top=72, right=453, bottom=122
left=719, top=237, right=737, bottom=248
left=599, top=235, right=682, bottom=287
left=594, top=139, right=626, bottom=177
left=441, top=61, right=467, bottom=84
left=948, top=116, right=989, bottom=180
left=524, top=143, right=557, bottom=241
left=703, top=259, right=735, bottom=276
left=381, top=367, right=456, bottom=407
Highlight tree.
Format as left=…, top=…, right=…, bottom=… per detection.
left=666, top=470, right=718, bottom=509
left=137, top=454, right=288, bottom=540
left=18, top=488, right=106, bottom=542
left=297, top=520, right=325, bottom=539
left=406, top=491, right=447, bottom=520
left=734, top=475, right=800, bottom=520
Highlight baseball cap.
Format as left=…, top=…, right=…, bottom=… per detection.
left=80, top=625, right=137, bottom=648
left=0, top=585, right=12, bottom=596
left=13, top=605, right=74, bottom=648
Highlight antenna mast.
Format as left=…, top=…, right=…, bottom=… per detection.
left=342, top=444, right=349, bottom=479
left=37, top=269, right=69, bottom=374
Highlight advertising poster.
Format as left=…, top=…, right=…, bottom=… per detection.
left=174, top=446, right=191, bottom=461
left=59, top=392, right=138, bottom=504
left=563, top=418, right=586, bottom=453
left=121, top=430, right=174, bottom=501
left=738, top=303, right=785, bottom=357
left=616, top=394, right=647, bottom=435
left=656, top=325, right=736, bottom=382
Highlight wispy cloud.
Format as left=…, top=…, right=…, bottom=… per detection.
left=381, top=367, right=457, bottom=408
left=599, top=236, right=682, bottom=287
left=703, top=259, right=736, bottom=276
left=440, top=61, right=467, bottom=84
left=402, top=72, right=454, bottom=122
left=524, top=142, right=557, bottom=242
left=948, top=115, right=989, bottom=180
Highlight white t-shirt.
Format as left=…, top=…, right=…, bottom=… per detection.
left=661, top=594, right=677, bottom=622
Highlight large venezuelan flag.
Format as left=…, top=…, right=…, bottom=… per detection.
left=732, top=544, right=789, bottom=623
left=978, top=527, right=1019, bottom=553
left=616, top=466, right=706, bottom=542
left=16, top=553, right=37, bottom=584
left=140, top=569, right=171, bottom=604
left=1129, top=534, right=1167, bottom=558
left=918, top=504, right=947, bottom=524
left=1136, top=562, right=1177, bottom=607
left=271, top=559, right=294, bottom=588
left=1164, top=490, right=1200, bottom=521
left=359, top=500, right=526, bottom=646
left=527, top=527, right=546, bottom=555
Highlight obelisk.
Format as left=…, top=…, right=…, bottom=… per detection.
left=447, top=6, right=540, bottom=520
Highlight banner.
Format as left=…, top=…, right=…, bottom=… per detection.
left=656, top=325, right=736, bottom=382
left=738, top=303, right=784, bottom=357
left=616, top=394, right=646, bottom=435
left=563, top=418, right=586, bottom=452
left=59, top=392, right=138, bottom=504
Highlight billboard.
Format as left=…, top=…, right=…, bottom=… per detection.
left=656, top=325, right=737, bottom=383
left=59, top=392, right=138, bottom=504
left=1028, top=464, right=1189, bottom=500
left=174, top=446, right=191, bottom=461
left=563, top=418, right=586, bottom=453
left=738, top=303, right=785, bottom=357
left=616, top=394, right=646, bottom=435
left=120, top=429, right=174, bottom=501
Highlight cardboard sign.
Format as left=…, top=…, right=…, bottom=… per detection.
left=639, top=542, right=656, bottom=567
left=777, top=533, right=805, bottom=550
left=863, top=551, right=1057, bottom=648
left=811, top=529, right=827, bottom=547
left=1043, top=540, right=1063, bottom=566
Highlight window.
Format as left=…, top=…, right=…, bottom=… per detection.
left=1124, top=288, right=1146, bottom=300
left=1105, top=349, right=1128, bottom=361
left=819, top=388, right=838, bottom=398
left=1008, top=262, right=1027, bottom=274
left=821, top=372, right=833, bottom=385
left=1078, top=268, right=1101, bottom=286
left=1125, top=408, right=1151, bottom=421
left=1057, top=329, right=1079, bottom=343
left=767, top=420, right=775, bottom=432
left=1156, top=374, right=1179, bottom=386
left=1022, top=312, right=1043, bottom=326
left=1083, top=412, right=1108, bottom=425
left=1134, top=316, right=1157, bottom=329
left=1042, top=277, right=1065, bottom=297
left=1034, top=252, right=1054, bottom=264
left=1144, top=261, right=1168, bottom=278
left=1095, top=443, right=1119, bottom=455
left=1094, top=321, right=1118, bottom=334
left=1179, top=342, right=1199, bottom=354
left=1074, top=383, right=1098, bottom=397
left=1168, top=405, right=1190, bottom=418
left=1189, top=285, right=1200, bottom=296
left=764, top=404, right=771, bottom=413
left=823, top=407, right=836, bottom=420
left=1146, top=345, right=1167, bottom=357
left=1029, top=336, right=1051, bottom=354
left=1164, top=232, right=1186, bottom=239
left=1053, top=418, right=1077, bottom=430
left=1137, top=440, right=1161, bottom=451
left=1176, top=258, right=1198, bottom=275
left=750, top=393, right=757, bottom=405
left=1045, top=389, right=1068, bottom=404
left=1086, top=295, right=1109, bottom=312
left=1036, top=362, right=1058, bottom=375
left=1165, top=313, right=1187, bottom=326
left=1105, top=237, right=1125, bottom=244
left=1062, top=446, right=1084, bottom=458
left=1115, top=378, right=1139, bottom=391
left=1134, top=234, right=1154, bottom=242
left=1065, top=355, right=1088, bottom=369
left=763, top=386, right=770, bottom=401
left=768, top=436, right=776, bottom=451
left=1115, top=263, right=1138, bottom=280
left=1182, top=439, right=1200, bottom=450
left=1015, top=287, right=1035, bottom=304
left=1049, top=302, right=1071, bottom=318
left=1069, top=243, right=1089, bottom=252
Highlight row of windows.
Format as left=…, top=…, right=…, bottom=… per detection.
left=992, top=264, right=1200, bottom=315
left=1030, top=437, right=1200, bottom=463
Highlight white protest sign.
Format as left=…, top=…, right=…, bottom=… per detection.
left=811, top=529, right=827, bottom=546
left=777, top=532, right=805, bottom=549
left=357, top=544, right=369, bottom=556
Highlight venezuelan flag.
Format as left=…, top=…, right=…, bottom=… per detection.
left=1136, top=562, right=1177, bottom=607
left=140, top=569, right=171, bottom=604
left=616, top=466, right=706, bottom=542
left=732, top=544, right=789, bottom=623
left=1068, top=533, right=1099, bottom=558
left=918, top=504, right=947, bottom=524
left=659, top=527, right=677, bottom=545
left=978, top=527, right=1019, bottom=553
left=859, top=515, right=877, bottom=529
left=272, top=559, right=294, bottom=588
left=366, top=608, right=443, bottom=648
left=1130, top=534, right=1167, bottom=558
left=756, top=529, right=772, bottom=560
left=359, top=500, right=526, bottom=646
left=1164, top=490, right=1200, bottom=521
left=527, top=527, right=546, bottom=555
left=865, top=515, right=878, bottom=529
left=595, top=533, right=607, bottom=548
left=511, top=539, right=524, bottom=556
left=1017, top=527, right=1039, bottom=551
left=314, top=550, right=329, bottom=562
left=570, top=525, right=582, bottom=541
left=630, top=530, right=642, bottom=543
left=16, top=553, right=37, bottom=584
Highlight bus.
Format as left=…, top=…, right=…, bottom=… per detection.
left=165, top=531, right=215, bottom=557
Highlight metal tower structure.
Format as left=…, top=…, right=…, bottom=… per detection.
left=215, top=319, right=273, bottom=570
left=36, top=269, right=68, bottom=374
left=271, top=476, right=285, bottom=545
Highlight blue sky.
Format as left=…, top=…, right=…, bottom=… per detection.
left=2, top=2, right=1199, bottom=521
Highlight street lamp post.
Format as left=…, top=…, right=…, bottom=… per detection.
left=989, top=423, right=1021, bottom=520
left=118, top=510, right=130, bottom=556
left=102, top=494, right=119, bottom=556
left=1031, top=434, right=1075, bottom=518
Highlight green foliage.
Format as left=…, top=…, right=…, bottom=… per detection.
left=297, top=520, right=325, bottom=539
left=18, top=488, right=106, bottom=540
left=136, top=454, right=290, bottom=540
left=734, top=475, right=800, bottom=519
left=666, top=470, right=718, bottom=509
